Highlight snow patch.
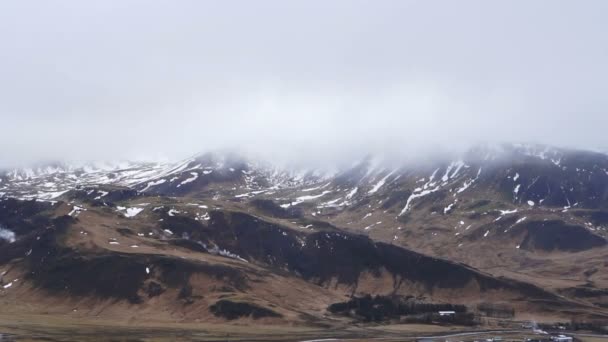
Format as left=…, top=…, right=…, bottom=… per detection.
left=68, top=206, right=85, bottom=217
left=141, top=179, right=166, bottom=192
left=94, top=190, right=109, bottom=200
left=399, top=186, right=440, bottom=215
left=280, top=191, right=332, bottom=208
left=124, top=207, right=144, bottom=218
left=514, top=184, right=521, bottom=196
left=0, top=226, right=16, bottom=243
left=368, top=170, right=395, bottom=194
left=177, top=172, right=199, bottom=187
left=444, top=202, right=455, bottom=214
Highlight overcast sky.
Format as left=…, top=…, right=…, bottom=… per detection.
left=1, top=1, right=607, bottom=167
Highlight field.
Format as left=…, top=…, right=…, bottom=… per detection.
left=0, top=313, right=607, bottom=342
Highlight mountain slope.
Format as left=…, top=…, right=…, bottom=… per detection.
left=1, top=143, right=608, bottom=324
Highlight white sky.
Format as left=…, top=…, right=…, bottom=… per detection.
left=1, top=1, right=607, bottom=167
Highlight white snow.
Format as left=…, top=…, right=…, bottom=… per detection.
left=301, top=183, right=330, bottom=192
left=364, top=221, right=382, bottom=230
left=94, top=191, right=109, bottom=200
left=280, top=191, right=331, bottom=208
left=0, top=227, right=16, bottom=243
left=442, top=162, right=456, bottom=182
left=455, top=168, right=482, bottom=195
left=368, top=170, right=395, bottom=194
left=399, top=167, right=451, bottom=216
left=141, top=179, right=166, bottom=192
left=217, top=249, right=247, bottom=262
left=483, top=230, right=489, bottom=237
left=177, top=172, right=199, bottom=187
left=455, top=179, right=473, bottom=194
left=124, top=207, right=144, bottom=218
left=527, top=200, right=535, bottom=207
left=317, top=197, right=343, bottom=208
left=167, top=209, right=180, bottom=216
left=449, top=160, right=466, bottom=179
left=399, top=186, right=440, bottom=216
left=145, top=267, right=150, bottom=274
left=499, top=209, right=519, bottom=215
left=424, top=168, right=440, bottom=189
left=234, top=189, right=267, bottom=198
left=195, top=212, right=210, bottom=221
left=444, top=203, right=455, bottom=214
left=163, top=229, right=174, bottom=235
left=3, top=282, right=12, bottom=289
left=513, top=173, right=520, bottom=181
left=296, top=191, right=331, bottom=202
left=109, top=241, right=120, bottom=245
left=514, top=184, right=521, bottom=196
left=68, top=205, right=85, bottom=217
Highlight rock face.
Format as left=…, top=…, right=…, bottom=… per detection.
left=0, top=143, right=608, bottom=324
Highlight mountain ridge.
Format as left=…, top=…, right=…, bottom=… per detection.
left=1, top=142, right=608, bottom=325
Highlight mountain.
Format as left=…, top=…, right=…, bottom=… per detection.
left=1, top=143, right=608, bottom=328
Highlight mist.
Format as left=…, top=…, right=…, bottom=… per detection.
left=1, top=1, right=607, bottom=168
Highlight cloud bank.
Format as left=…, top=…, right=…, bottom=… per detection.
left=1, top=0, right=607, bottom=167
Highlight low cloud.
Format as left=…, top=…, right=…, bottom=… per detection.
left=1, top=1, right=607, bottom=167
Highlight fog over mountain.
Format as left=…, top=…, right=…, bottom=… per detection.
left=1, top=0, right=607, bottom=167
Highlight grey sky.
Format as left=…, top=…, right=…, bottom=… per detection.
left=1, top=1, right=607, bottom=167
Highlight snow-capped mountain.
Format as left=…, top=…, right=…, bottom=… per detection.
left=1, top=143, right=608, bottom=325
left=0, top=160, right=172, bottom=200
left=3, top=143, right=608, bottom=211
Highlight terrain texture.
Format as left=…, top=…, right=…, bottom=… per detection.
left=1, top=143, right=607, bottom=332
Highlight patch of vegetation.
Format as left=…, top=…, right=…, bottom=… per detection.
left=328, top=295, right=471, bottom=324
left=477, top=302, right=515, bottom=318
left=200, top=211, right=560, bottom=302
left=116, top=227, right=134, bottom=236
left=466, top=199, right=491, bottom=210
left=210, top=300, right=282, bottom=320
left=511, top=220, right=607, bottom=252
left=250, top=199, right=302, bottom=218
left=146, top=281, right=165, bottom=298
left=380, top=190, right=412, bottom=210
left=539, top=321, right=608, bottom=334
